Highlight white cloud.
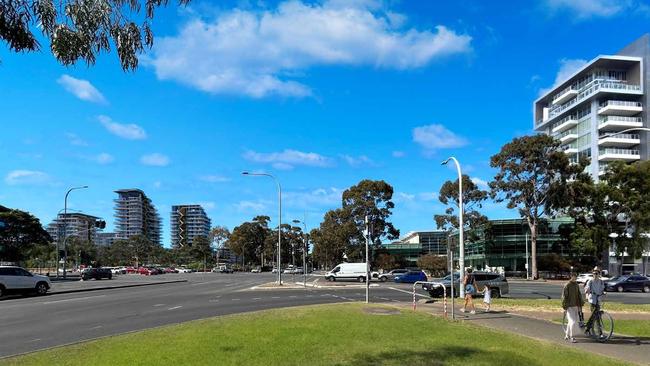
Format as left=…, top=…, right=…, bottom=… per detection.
left=235, top=200, right=269, bottom=212
left=5, top=170, right=52, bottom=185
left=284, top=187, right=343, bottom=208
left=340, top=154, right=376, bottom=167
left=199, top=201, right=217, bottom=210
left=65, top=133, right=89, bottom=146
left=394, top=192, right=415, bottom=203
left=392, top=151, right=406, bottom=158
left=243, top=149, right=333, bottom=169
left=140, top=153, right=170, bottom=167
left=199, top=175, right=231, bottom=183
left=412, top=124, right=468, bottom=152
left=471, top=177, right=489, bottom=190
left=148, top=0, right=472, bottom=98
left=538, top=58, right=588, bottom=97
left=417, top=192, right=438, bottom=201
left=544, top=0, right=626, bottom=18
left=98, top=115, right=147, bottom=140
left=57, top=74, right=107, bottom=104
left=92, top=153, right=114, bottom=165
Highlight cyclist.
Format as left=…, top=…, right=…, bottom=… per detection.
left=584, top=266, right=606, bottom=337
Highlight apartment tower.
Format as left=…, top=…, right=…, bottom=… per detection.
left=534, top=34, right=650, bottom=178
left=114, top=189, right=162, bottom=246
left=170, top=204, right=211, bottom=248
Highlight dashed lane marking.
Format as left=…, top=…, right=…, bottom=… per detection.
left=153, top=304, right=165, bottom=307
left=168, top=306, right=183, bottom=310
left=43, top=295, right=106, bottom=305
left=252, top=298, right=261, bottom=300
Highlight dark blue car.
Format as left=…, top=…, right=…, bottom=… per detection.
left=394, top=270, right=427, bottom=283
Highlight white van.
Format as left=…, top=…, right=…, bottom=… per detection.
left=325, top=263, right=368, bottom=282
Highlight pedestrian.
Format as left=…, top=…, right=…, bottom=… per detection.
left=562, top=272, right=584, bottom=343
left=584, top=266, right=605, bottom=337
left=461, top=268, right=477, bottom=314
left=482, top=284, right=492, bottom=312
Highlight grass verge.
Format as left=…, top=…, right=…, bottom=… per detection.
left=1, top=303, right=631, bottom=366
left=492, top=298, right=650, bottom=313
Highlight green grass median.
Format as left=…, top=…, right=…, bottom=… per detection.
left=1, top=304, right=631, bottom=366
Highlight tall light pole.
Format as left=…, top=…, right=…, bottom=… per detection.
left=442, top=157, right=464, bottom=298
left=61, top=185, right=88, bottom=279
left=365, top=215, right=370, bottom=303
left=292, top=218, right=308, bottom=287
left=243, top=172, right=282, bottom=285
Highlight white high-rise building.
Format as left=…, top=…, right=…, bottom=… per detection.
left=170, top=205, right=211, bottom=248
left=114, top=189, right=162, bottom=246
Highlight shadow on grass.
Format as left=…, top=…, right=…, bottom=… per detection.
left=343, top=346, right=542, bottom=366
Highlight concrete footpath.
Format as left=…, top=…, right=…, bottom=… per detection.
left=410, top=301, right=650, bottom=365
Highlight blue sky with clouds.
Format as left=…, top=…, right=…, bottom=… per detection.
left=1, top=0, right=649, bottom=246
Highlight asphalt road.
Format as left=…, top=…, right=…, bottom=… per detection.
left=0, top=273, right=648, bottom=358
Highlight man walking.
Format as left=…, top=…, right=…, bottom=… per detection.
left=562, top=272, right=584, bottom=343
left=584, top=266, right=606, bottom=337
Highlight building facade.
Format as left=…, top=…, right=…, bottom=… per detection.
left=96, top=232, right=119, bottom=247
left=170, top=204, right=211, bottom=248
left=534, top=35, right=649, bottom=178
left=47, top=213, right=102, bottom=244
left=382, top=230, right=448, bottom=265
left=114, top=189, right=162, bottom=246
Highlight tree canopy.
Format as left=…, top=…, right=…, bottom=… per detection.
left=0, top=0, right=190, bottom=70
left=434, top=174, right=488, bottom=242
left=0, top=205, right=51, bottom=262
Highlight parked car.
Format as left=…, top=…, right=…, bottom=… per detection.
left=422, top=271, right=509, bottom=298
left=219, top=265, right=234, bottom=274
left=137, top=267, right=155, bottom=275
left=0, top=266, right=51, bottom=297
left=605, top=275, right=650, bottom=293
left=325, top=263, right=368, bottom=282
left=125, top=267, right=137, bottom=274
left=378, top=269, right=408, bottom=282
left=81, top=268, right=113, bottom=281
left=164, top=267, right=178, bottom=274
left=176, top=267, right=192, bottom=273
left=394, top=270, right=427, bottom=283
left=251, top=267, right=261, bottom=273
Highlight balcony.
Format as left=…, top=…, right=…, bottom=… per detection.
left=598, top=100, right=642, bottom=116
left=562, top=145, right=578, bottom=155
left=557, top=130, right=578, bottom=143
left=597, top=133, right=641, bottom=147
left=597, top=116, right=643, bottom=131
left=551, top=116, right=578, bottom=133
left=552, top=86, right=578, bottom=105
left=598, top=148, right=641, bottom=161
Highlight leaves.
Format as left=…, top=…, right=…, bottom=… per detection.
left=1, top=0, right=191, bottom=70
left=434, top=174, right=488, bottom=239
left=0, top=206, right=52, bottom=262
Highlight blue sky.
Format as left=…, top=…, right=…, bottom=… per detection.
left=1, top=0, right=649, bottom=247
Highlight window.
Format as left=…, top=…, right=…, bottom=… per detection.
left=0, top=268, right=12, bottom=276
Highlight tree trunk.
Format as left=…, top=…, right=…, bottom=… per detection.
left=530, top=222, right=538, bottom=280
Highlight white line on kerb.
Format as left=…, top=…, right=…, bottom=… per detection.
left=168, top=306, right=183, bottom=310
left=43, top=295, right=106, bottom=305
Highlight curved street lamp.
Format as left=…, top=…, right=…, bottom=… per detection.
left=441, top=157, right=464, bottom=298
left=242, top=172, right=282, bottom=285
left=60, top=185, right=88, bottom=279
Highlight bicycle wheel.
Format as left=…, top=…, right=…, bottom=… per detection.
left=592, top=311, right=614, bottom=342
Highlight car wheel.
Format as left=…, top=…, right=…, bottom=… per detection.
left=108, top=274, right=112, bottom=280
left=643, top=285, right=650, bottom=293
left=490, top=289, right=501, bottom=299
left=617, top=286, right=624, bottom=293
left=0, top=285, right=5, bottom=298
left=379, top=276, right=387, bottom=282
left=35, top=282, right=48, bottom=296
left=358, top=276, right=365, bottom=283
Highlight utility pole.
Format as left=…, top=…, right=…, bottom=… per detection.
left=365, top=215, right=370, bottom=304
left=62, top=185, right=88, bottom=279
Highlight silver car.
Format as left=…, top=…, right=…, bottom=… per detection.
left=422, top=271, right=509, bottom=298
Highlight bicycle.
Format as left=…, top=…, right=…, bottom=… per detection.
left=562, top=295, right=614, bottom=342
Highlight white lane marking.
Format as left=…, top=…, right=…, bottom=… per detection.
left=209, top=299, right=220, bottom=303
left=90, top=325, right=103, bottom=330
left=271, top=296, right=280, bottom=299
left=231, top=298, right=240, bottom=301
left=168, top=306, right=183, bottom=310
left=388, top=286, right=429, bottom=298
left=252, top=298, right=261, bottom=300
left=289, top=295, right=297, bottom=298
left=27, top=339, right=41, bottom=343
left=153, top=304, right=165, bottom=307
left=43, top=295, right=106, bottom=305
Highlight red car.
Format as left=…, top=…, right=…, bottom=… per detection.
left=125, top=267, right=137, bottom=274
left=137, top=267, right=155, bottom=275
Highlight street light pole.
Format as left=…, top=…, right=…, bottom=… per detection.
left=293, top=218, right=308, bottom=287
left=442, top=157, right=464, bottom=298
left=61, top=185, right=88, bottom=279
left=243, top=172, right=282, bottom=285
left=365, top=215, right=370, bottom=304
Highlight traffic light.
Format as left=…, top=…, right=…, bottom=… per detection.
left=95, top=220, right=106, bottom=229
